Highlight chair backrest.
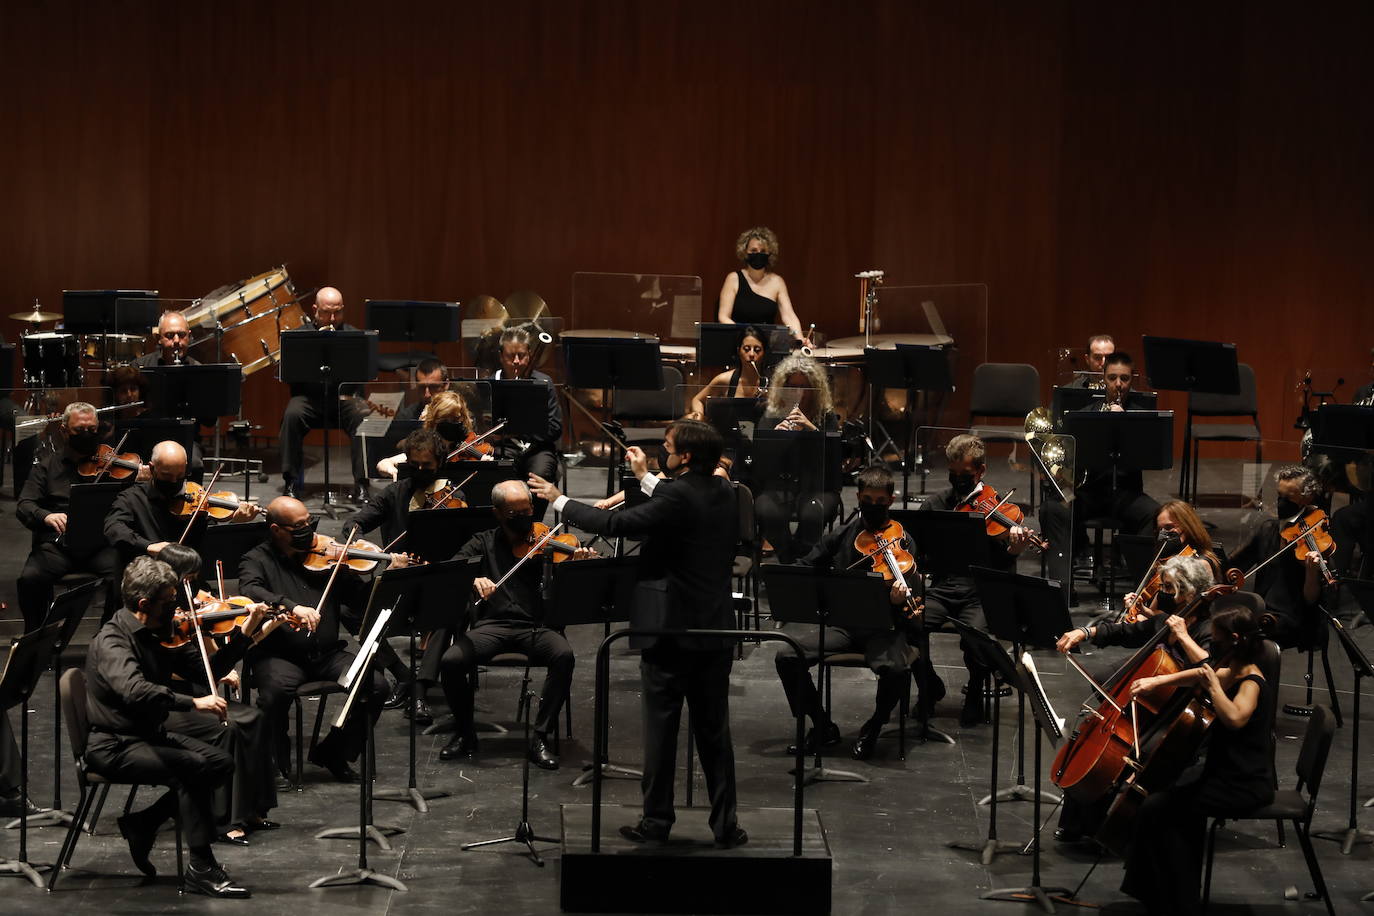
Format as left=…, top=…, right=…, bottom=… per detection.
left=1294, top=704, right=1336, bottom=809
left=969, top=363, right=1040, bottom=419
left=59, top=667, right=90, bottom=762
left=1189, top=363, right=1258, bottom=418
left=735, top=482, right=757, bottom=550
left=612, top=366, right=685, bottom=422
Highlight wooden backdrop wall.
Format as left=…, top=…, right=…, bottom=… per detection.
left=3, top=1, right=1371, bottom=449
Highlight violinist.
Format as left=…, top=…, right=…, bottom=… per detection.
left=431, top=480, right=589, bottom=770
left=238, top=496, right=385, bottom=782
left=376, top=389, right=488, bottom=480
left=489, top=325, right=563, bottom=521
left=772, top=465, right=928, bottom=761
left=921, top=434, right=1033, bottom=727
left=84, top=556, right=268, bottom=898
left=1118, top=600, right=1277, bottom=916
left=1120, top=500, right=1224, bottom=618
left=15, top=402, right=122, bottom=629
left=1225, top=464, right=1330, bottom=649
left=156, top=544, right=281, bottom=847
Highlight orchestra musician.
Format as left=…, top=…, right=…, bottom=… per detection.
left=277, top=286, right=372, bottom=503
left=0, top=713, right=36, bottom=818
left=377, top=389, right=486, bottom=480
left=1067, top=333, right=1114, bottom=388
left=15, top=401, right=122, bottom=630
left=1120, top=500, right=1224, bottom=616
left=489, top=325, right=563, bottom=521
left=688, top=325, right=769, bottom=418
left=84, top=556, right=268, bottom=898
left=921, top=433, right=1033, bottom=726
left=392, top=358, right=452, bottom=422
left=1118, top=602, right=1277, bottom=916
left=237, top=496, right=386, bottom=781
left=429, top=480, right=588, bottom=769
left=1039, top=351, right=1162, bottom=591
left=530, top=419, right=748, bottom=849
left=134, top=310, right=199, bottom=368
left=773, top=465, right=929, bottom=760
left=105, top=364, right=150, bottom=417
left=717, top=226, right=808, bottom=345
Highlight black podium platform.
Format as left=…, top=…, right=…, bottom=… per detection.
left=559, top=804, right=832, bottom=915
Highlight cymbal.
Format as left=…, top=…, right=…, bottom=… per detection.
left=10, top=308, right=62, bottom=323
left=463, top=294, right=507, bottom=324
left=503, top=289, right=549, bottom=323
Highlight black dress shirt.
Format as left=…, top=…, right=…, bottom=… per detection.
left=920, top=486, right=1017, bottom=596
left=455, top=527, right=546, bottom=627
left=16, top=448, right=88, bottom=545
left=344, top=477, right=421, bottom=548
left=104, top=481, right=209, bottom=560
left=238, top=540, right=368, bottom=657
left=85, top=608, right=248, bottom=739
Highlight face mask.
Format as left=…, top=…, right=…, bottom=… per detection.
left=1276, top=498, right=1303, bottom=519
left=745, top=251, right=769, bottom=270
left=68, top=430, right=99, bottom=454
left=289, top=520, right=318, bottom=551
left=153, top=477, right=183, bottom=499
left=858, top=502, right=890, bottom=531
left=436, top=421, right=467, bottom=444
left=410, top=468, right=438, bottom=489
left=504, top=513, right=535, bottom=538
left=1157, top=527, right=1180, bottom=543
left=949, top=472, right=976, bottom=494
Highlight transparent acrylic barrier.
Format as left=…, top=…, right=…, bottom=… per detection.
left=1176, top=436, right=1303, bottom=557
left=1289, top=367, right=1374, bottom=434
left=354, top=380, right=497, bottom=478
left=916, top=424, right=1075, bottom=511
left=1047, top=345, right=1107, bottom=390
left=569, top=272, right=704, bottom=346
left=464, top=314, right=565, bottom=383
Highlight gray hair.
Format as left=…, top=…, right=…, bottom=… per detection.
left=499, top=326, right=531, bottom=350
left=121, top=556, right=178, bottom=611
left=1275, top=464, right=1321, bottom=500
left=491, top=479, right=530, bottom=509
left=63, top=401, right=98, bottom=425
left=1161, top=554, right=1214, bottom=602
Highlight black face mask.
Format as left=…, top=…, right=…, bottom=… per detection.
left=1156, top=590, right=1179, bottom=614
left=410, top=468, right=438, bottom=489
left=858, top=502, right=890, bottom=531
left=745, top=251, right=769, bottom=270
left=949, top=472, right=977, bottom=495
left=1157, top=527, right=1180, bottom=543
left=436, top=421, right=467, bottom=444
left=288, top=519, right=318, bottom=551
left=68, top=430, right=100, bottom=454
left=1276, top=498, right=1303, bottom=519
left=152, top=477, right=183, bottom=499
left=504, top=513, right=535, bottom=539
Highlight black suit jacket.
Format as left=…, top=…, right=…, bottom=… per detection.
left=560, top=472, right=736, bottom=650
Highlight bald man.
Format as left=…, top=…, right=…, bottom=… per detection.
left=238, top=496, right=384, bottom=781
left=135, top=310, right=200, bottom=368
left=278, top=287, right=372, bottom=502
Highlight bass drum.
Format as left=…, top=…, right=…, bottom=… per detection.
left=187, top=267, right=303, bottom=374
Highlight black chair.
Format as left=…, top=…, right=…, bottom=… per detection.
left=610, top=366, right=685, bottom=450
left=969, top=363, right=1041, bottom=505
left=820, top=645, right=919, bottom=760
left=49, top=669, right=184, bottom=892
left=732, top=483, right=762, bottom=634
left=480, top=652, right=572, bottom=749
left=1180, top=362, right=1260, bottom=502
left=1202, top=703, right=1336, bottom=916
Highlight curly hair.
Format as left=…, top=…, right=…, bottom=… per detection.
left=1275, top=464, right=1321, bottom=500
left=423, top=389, right=476, bottom=432
left=765, top=354, right=832, bottom=418
left=1161, top=554, right=1215, bottom=603
left=734, top=226, right=779, bottom=269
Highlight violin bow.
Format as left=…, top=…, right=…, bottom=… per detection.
left=177, top=466, right=224, bottom=545
left=183, top=582, right=227, bottom=726
left=444, top=421, right=508, bottom=462
left=311, top=529, right=358, bottom=626
left=479, top=522, right=568, bottom=602
left=92, top=430, right=131, bottom=484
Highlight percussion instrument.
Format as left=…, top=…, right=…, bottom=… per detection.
left=83, top=332, right=147, bottom=365
left=9, top=306, right=62, bottom=324
left=22, top=332, right=82, bottom=388
left=185, top=267, right=304, bottom=375
left=828, top=333, right=955, bottom=349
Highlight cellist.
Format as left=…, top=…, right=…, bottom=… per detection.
left=1052, top=554, right=1216, bottom=843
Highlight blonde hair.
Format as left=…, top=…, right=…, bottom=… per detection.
left=734, top=226, right=779, bottom=269
left=423, top=389, right=475, bottom=432
left=765, top=354, right=832, bottom=419
left=946, top=433, right=986, bottom=467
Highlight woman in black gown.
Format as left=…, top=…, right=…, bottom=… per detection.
left=716, top=226, right=808, bottom=343
left=1119, top=602, right=1277, bottom=915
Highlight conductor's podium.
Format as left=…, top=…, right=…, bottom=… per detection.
left=559, top=804, right=832, bottom=914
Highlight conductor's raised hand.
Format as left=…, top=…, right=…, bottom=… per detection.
left=626, top=446, right=650, bottom=480
left=527, top=473, right=561, bottom=503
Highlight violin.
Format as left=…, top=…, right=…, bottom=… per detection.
left=169, top=480, right=257, bottom=520
left=419, top=482, right=468, bottom=509
left=302, top=532, right=421, bottom=573
left=78, top=443, right=144, bottom=480
left=1122, top=543, right=1198, bottom=623
left=1278, top=505, right=1338, bottom=586
left=852, top=519, right=923, bottom=621
left=513, top=522, right=581, bottom=563
left=160, top=596, right=297, bottom=648
left=957, top=484, right=1049, bottom=552
left=445, top=422, right=504, bottom=461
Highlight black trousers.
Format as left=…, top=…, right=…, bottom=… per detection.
left=249, top=647, right=386, bottom=772
left=921, top=587, right=992, bottom=685
left=0, top=711, right=20, bottom=795
left=17, top=542, right=120, bottom=631
left=1332, top=495, right=1370, bottom=578
left=1039, top=487, right=1160, bottom=588
left=774, top=625, right=912, bottom=730
left=438, top=621, right=574, bottom=738
left=639, top=646, right=737, bottom=842
left=164, top=701, right=276, bottom=829
left=84, top=729, right=233, bottom=849
left=515, top=446, right=559, bottom=522
left=279, top=394, right=368, bottom=485
left=754, top=490, right=840, bottom=564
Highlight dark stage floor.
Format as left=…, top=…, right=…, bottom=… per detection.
left=1, top=451, right=1371, bottom=915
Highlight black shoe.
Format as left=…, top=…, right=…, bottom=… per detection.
left=1053, top=827, right=1084, bottom=843
left=528, top=736, right=559, bottom=770
left=917, top=670, right=947, bottom=718
left=619, top=820, right=669, bottom=845
left=851, top=719, right=883, bottom=761
left=714, top=825, right=749, bottom=849
left=0, top=792, right=42, bottom=818
left=352, top=481, right=371, bottom=504
left=403, top=697, right=434, bottom=724
left=247, top=819, right=281, bottom=832
left=216, top=831, right=250, bottom=847
left=117, top=813, right=158, bottom=877
left=185, top=862, right=252, bottom=899
left=382, top=680, right=410, bottom=710
left=786, top=721, right=842, bottom=756
left=307, top=747, right=358, bottom=782
left=959, top=690, right=985, bottom=727
left=439, top=733, right=478, bottom=761
left=284, top=479, right=304, bottom=500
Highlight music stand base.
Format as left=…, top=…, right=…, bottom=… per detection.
left=795, top=765, right=867, bottom=785
left=980, top=783, right=1062, bottom=806
left=572, top=762, right=642, bottom=788
left=315, top=823, right=405, bottom=851
left=983, top=884, right=1090, bottom=914
left=0, top=858, right=49, bottom=888
left=373, top=786, right=451, bottom=814
left=461, top=820, right=558, bottom=867
left=1364, top=796, right=1374, bottom=808
left=901, top=722, right=957, bottom=746
left=309, top=867, right=408, bottom=891
left=5, top=808, right=73, bottom=830
left=421, top=713, right=508, bottom=737
left=947, top=837, right=1022, bottom=866
left=1312, top=826, right=1374, bottom=855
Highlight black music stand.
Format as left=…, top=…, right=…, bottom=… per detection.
left=61, top=290, right=159, bottom=335
left=865, top=344, right=954, bottom=502
left=749, top=429, right=843, bottom=493
left=762, top=564, right=894, bottom=784
left=140, top=364, right=242, bottom=420
left=430, top=458, right=517, bottom=507
left=972, top=566, right=1071, bottom=809
left=488, top=378, right=554, bottom=441
left=1312, top=598, right=1374, bottom=854
left=695, top=322, right=791, bottom=371
left=365, top=419, right=422, bottom=479
left=62, top=482, right=126, bottom=554
left=110, top=418, right=197, bottom=462
left=366, top=300, right=458, bottom=375
left=1142, top=335, right=1238, bottom=498
left=401, top=506, right=499, bottom=564
left=280, top=329, right=380, bottom=518
left=0, top=620, right=65, bottom=887
left=1052, top=386, right=1158, bottom=418
left=370, top=557, right=481, bottom=813
left=563, top=336, right=663, bottom=495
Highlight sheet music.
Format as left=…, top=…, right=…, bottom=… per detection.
left=340, top=606, right=394, bottom=691
left=1021, top=651, right=1066, bottom=742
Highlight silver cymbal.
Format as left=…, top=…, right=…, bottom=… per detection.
left=10, top=308, right=62, bottom=323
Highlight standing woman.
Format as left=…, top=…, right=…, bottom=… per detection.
left=718, top=226, right=809, bottom=345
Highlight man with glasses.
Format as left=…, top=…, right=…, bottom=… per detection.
left=135, top=311, right=199, bottom=368
left=393, top=358, right=452, bottom=422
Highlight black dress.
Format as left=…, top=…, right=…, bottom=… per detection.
left=730, top=269, right=779, bottom=325
left=1121, top=671, right=1277, bottom=915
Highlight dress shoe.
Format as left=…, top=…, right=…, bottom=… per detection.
left=786, top=721, right=842, bottom=756
left=714, top=825, right=749, bottom=849
left=307, top=747, right=358, bottom=782
left=185, top=862, right=252, bottom=899
left=382, top=680, right=411, bottom=710
left=439, top=732, right=478, bottom=761
left=619, top=820, right=669, bottom=845
left=247, top=819, right=281, bottom=831
left=117, top=813, right=158, bottom=877
left=1053, top=827, right=1084, bottom=843
left=352, top=480, right=372, bottom=504
left=0, top=792, right=42, bottom=818
left=916, top=670, right=947, bottom=719
left=528, top=736, right=559, bottom=770
left=217, top=831, right=250, bottom=847
left=851, top=719, right=883, bottom=761
left=959, top=689, right=985, bottom=727
left=403, top=697, right=434, bottom=724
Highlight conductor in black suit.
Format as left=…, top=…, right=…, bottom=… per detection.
left=529, top=419, right=747, bottom=848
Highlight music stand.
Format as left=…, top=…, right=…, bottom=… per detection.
left=430, top=459, right=516, bottom=508
left=563, top=336, right=663, bottom=494
left=865, top=344, right=954, bottom=502
left=366, top=300, right=458, bottom=376
left=972, top=566, right=1072, bottom=809
left=1052, top=386, right=1158, bottom=418
left=140, top=364, right=242, bottom=420
left=488, top=378, right=553, bottom=440
left=60, top=290, right=159, bottom=335
left=749, top=429, right=843, bottom=493
left=110, top=418, right=197, bottom=462
left=280, top=329, right=380, bottom=518
left=0, top=620, right=65, bottom=886
left=1312, top=597, right=1374, bottom=854
left=370, top=557, right=480, bottom=813
left=365, top=419, right=422, bottom=479
left=62, top=482, right=126, bottom=554
left=401, top=506, right=499, bottom=563
left=695, top=322, right=791, bottom=371
left=762, top=564, right=893, bottom=784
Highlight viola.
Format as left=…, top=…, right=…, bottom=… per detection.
left=513, top=522, right=581, bottom=563
left=302, top=532, right=421, bottom=573
left=169, top=480, right=257, bottom=520
left=957, top=484, right=1049, bottom=552
left=852, top=519, right=924, bottom=621
left=1278, top=505, right=1338, bottom=586
left=1122, top=544, right=1198, bottom=623
left=78, top=443, right=144, bottom=480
